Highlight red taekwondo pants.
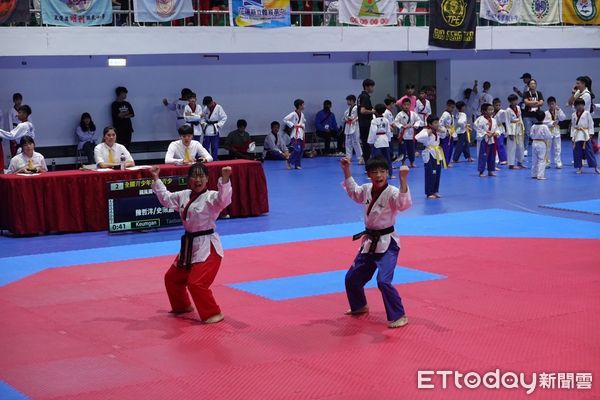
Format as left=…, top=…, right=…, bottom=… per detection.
left=164, top=244, right=222, bottom=320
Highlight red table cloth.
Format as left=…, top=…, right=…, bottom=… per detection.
left=0, top=160, right=268, bottom=235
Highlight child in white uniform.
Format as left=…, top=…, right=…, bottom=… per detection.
left=343, top=95, right=363, bottom=163
left=368, top=104, right=393, bottom=177
left=543, top=96, right=566, bottom=169
left=570, top=98, right=599, bottom=174
left=506, top=94, right=526, bottom=169
left=415, top=115, right=447, bottom=198
left=529, top=111, right=553, bottom=180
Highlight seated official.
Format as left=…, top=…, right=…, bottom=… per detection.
left=263, top=121, right=291, bottom=165
left=94, top=126, right=135, bottom=169
left=225, top=119, right=256, bottom=160
left=75, top=112, right=99, bottom=165
left=165, top=124, right=213, bottom=164
left=8, top=135, right=48, bottom=174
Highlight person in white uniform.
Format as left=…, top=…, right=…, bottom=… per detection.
left=165, top=124, right=212, bottom=164
left=7, top=135, right=47, bottom=174
left=201, top=96, right=227, bottom=161
left=505, top=94, right=526, bottom=169
left=340, top=156, right=412, bottom=329
left=163, top=88, right=193, bottom=131
left=529, top=111, right=553, bottom=180
left=543, top=96, right=566, bottom=168
left=94, top=126, right=135, bottom=169
left=151, top=162, right=233, bottom=324
left=343, top=95, right=363, bottom=163
left=415, top=115, right=447, bottom=198
left=570, top=98, right=599, bottom=174
left=183, top=93, right=204, bottom=142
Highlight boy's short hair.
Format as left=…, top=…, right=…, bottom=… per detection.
left=270, top=121, right=280, bottom=128
left=384, top=98, right=395, bottom=106
left=446, top=99, right=456, bottom=106
left=12, top=93, right=22, bottom=102
left=480, top=103, right=493, bottom=113
left=574, top=98, right=585, bottom=107
left=237, top=119, right=247, bottom=128
left=455, top=101, right=466, bottom=110
left=294, top=99, right=304, bottom=109
left=405, top=84, right=415, bottom=89
left=19, top=135, right=35, bottom=147
left=187, top=92, right=197, bottom=100
left=181, top=88, right=192, bottom=97
left=507, top=94, right=519, bottom=102
left=464, top=88, right=472, bottom=97
left=202, top=96, right=212, bottom=106
left=535, top=110, right=546, bottom=122
left=115, top=86, right=128, bottom=96
left=188, top=162, right=209, bottom=178
left=323, top=100, right=332, bottom=107
left=547, top=96, right=556, bottom=104
left=427, top=115, right=439, bottom=125
left=492, top=98, right=501, bottom=104
left=346, top=94, right=356, bottom=102
left=362, top=79, right=375, bottom=89
left=374, top=103, right=387, bottom=115
left=365, top=156, right=389, bottom=172
left=178, top=124, right=194, bottom=136
left=419, top=87, right=427, bottom=94
left=483, top=81, right=491, bottom=90
left=18, top=105, right=31, bottom=115
left=401, top=97, right=411, bottom=105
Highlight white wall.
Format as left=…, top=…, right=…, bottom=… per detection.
left=444, top=58, right=600, bottom=112
left=0, top=62, right=377, bottom=147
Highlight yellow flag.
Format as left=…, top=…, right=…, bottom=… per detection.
left=563, top=0, right=600, bottom=24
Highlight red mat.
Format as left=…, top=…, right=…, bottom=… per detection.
left=1, top=236, right=599, bottom=399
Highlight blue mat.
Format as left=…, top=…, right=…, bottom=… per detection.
left=227, top=266, right=445, bottom=300
left=0, top=382, right=29, bottom=400
left=1, top=208, right=598, bottom=286
left=540, top=199, right=600, bottom=216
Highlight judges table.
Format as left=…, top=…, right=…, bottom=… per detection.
left=0, top=160, right=269, bottom=235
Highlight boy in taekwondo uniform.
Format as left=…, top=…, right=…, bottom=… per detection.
left=283, top=98, right=307, bottom=170
left=163, top=88, right=192, bottom=131
left=415, top=88, right=431, bottom=127
left=570, top=98, right=599, bottom=175
left=543, top=96, right=566, bottom=169
left=393, top=97, right=421, bottom=168
left=343, top=94, right=363, bottom=164
left=340, top=156, right=412, bottom=329
left=151, top=162, right=233, bottom=324
left=201, top=96, right=228, bottom=161
left=184, top=93, right=204, bottom=142
left=368, top=104, right=394, bottom=177
left=474, top=103, right=500, bottom=177
left=452, top=101, right=473, bottom=163
left=438, top=99, right=457, bottom=167
left=505, top=94, right=526, bottom=170
left=165, top=124, right=213, bottom=164
left=529, top=110, right=553, bottom=180
left=415, top=115, right=447, bottom=199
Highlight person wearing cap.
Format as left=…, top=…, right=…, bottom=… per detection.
left=513, top=73, right=532, bottom=98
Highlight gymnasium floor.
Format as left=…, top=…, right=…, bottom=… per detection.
left=1, top=141, right=599, bottom=400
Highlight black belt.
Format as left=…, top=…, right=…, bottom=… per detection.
left=177, top=117, right=184, bottom=120
left=352, top=226, right=394, bottom=254
left=178, top=229, right=214, bottom=268
left=201, top=121, right=218, bottom=134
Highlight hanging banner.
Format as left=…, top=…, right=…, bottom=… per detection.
left=338, top=0, right=398, bottom=26
left=41, top=0, right=112, bottom=26
left=230, top=0, right=291, bottom=28
left=429, top=0, right=476, bottom=49
left=479, top=0, right=522, bottom=23
left=562, top=0, right=600, bottom=24
left=520, top=0, right=560, bottom=24
left=133, top=0, right=194, bottom=22
left=0, top=0, right=30, bottom=24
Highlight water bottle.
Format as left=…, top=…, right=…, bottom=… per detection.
left=51, top=160, right=56, bottom=171
left=120, top=153, right=126, bottom=170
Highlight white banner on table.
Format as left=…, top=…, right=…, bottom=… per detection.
left=133, top=0, right=194, bottom=22
left=338, top=0, right=398, bottom=26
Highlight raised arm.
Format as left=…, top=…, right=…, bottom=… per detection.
left=389, top=166, right=412, bottom=211
left=341, top=158, right=367, bottom=204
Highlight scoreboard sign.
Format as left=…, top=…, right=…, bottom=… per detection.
left=107, top=176, right=188, bottom=233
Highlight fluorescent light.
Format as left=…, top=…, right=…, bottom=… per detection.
left=108, top=58, right=127, bottom=67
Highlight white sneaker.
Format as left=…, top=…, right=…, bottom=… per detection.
left=388, top=316, right=408, bottom=328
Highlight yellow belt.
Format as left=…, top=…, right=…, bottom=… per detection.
left=427, top=145, right=447, bottom=169
left=466, top=125, right=471, bottom=143
left=511, top=121, right=525, bottom=144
